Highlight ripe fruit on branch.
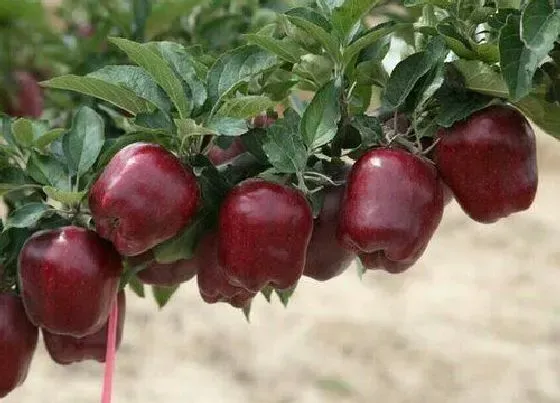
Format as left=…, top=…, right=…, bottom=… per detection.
left=196, top=233, right=256, bottom=308
left=303, top=186, right=355, bottom=281
left=18, top=226, right=122, bottom=337
left=252, top=114, right=276, bottom=128
left=218, top=179, right=313, bottom=293
left=89, top=143, right=200, bottom=256
left=43, top=291, right=126, bottom=365
left=5, top=71, right=43, bottom=118
left=0, top=293, right=38, bottom=398
left=130, top=251, right=198, bottom=286
left=208, top=138, right=246, bottom=166
left=337, top=148, right=444, bottom=273
left=434, top=105, right=537, bottom=223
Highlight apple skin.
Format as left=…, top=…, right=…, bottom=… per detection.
left=130, top=251, right=198, bottom=286
left=18, top=226, right=122, bottom=337
left=303, top=186, right=355, bottom=281
left=337, top=148, right=444, bottom=273
left=434, top=105, right=537, bottom=223
left=207, top=138, right=246, bottom=166
left=218, top=179, right=313, bottom=293
left=42, top=291, right=126, bottom=365
left=5, top=71, right=43, bottom=118
left=89, top=143, right=200, bottom=256
left=0, top=293, right=39, bottom=398
left=196, top=233, right=256, bottom=308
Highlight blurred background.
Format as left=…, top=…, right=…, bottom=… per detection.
left=2, top=0, right=560, bottom=402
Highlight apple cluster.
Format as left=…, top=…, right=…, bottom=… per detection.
left=0, top=105, right=537, bottom=398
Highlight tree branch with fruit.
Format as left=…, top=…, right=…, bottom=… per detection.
left=0, top=0, right=559, bottom=399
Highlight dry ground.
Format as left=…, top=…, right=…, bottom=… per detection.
left=2, top=130, right=560, bottom=403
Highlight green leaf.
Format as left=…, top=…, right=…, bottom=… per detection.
left=287, top=7, right=333, bottom=31
left=262, top=109, right=307, bottom=174
left=350, top=115, right=383, bottom=148
left=436, top=22, right=478, bottom=60
left=293, top=54, right=335, bottom=89
left=0, top=167, right=36, bottom=196
left=11, top=119, right=35, bottom=148
left=499, top=15, right=540, bottom=101
left=35, top=129, right=65, bottom=148
left=301, top=81, right=341, bottom=149
left=62, top=107, right=105, bottom=177
left=244, top=34, right=306, bottom=63
left=41, top=75, right=153, bottom=116
left=0, top=183, right=40, bottom=196
left=175, top=119, right=216, bottom=138
left=383, top=37, right=448, bottom=110
left=127, top=275, right=146, bottom=298
left=217, top=96, right=277, bottom=119
left=5, top=203, right=53, bottom=229
left=149, top=42, right=208, bottom=112
left=207, top=117, right=248, bottom=137
left=193, top=157, right=232, bottom=210
left=435, top=88, right=493, bottom=128
left=146, top=0, right=206, bottom=39
left=153, top=214, right=210, bottom=263
left=344, top=22, right=401, bottom=67
left=453, top=60, right=510, bottom=98
left=521, top=0, right=560, bottom=55
left=43, top=186, right=86, bottom=205
left=207, top=45, right=278, bottom=105
left=109, top=37, right=191, bottom=118
left=88, top=65, right=172, bottom=113
left=286, top=15, right=341, bottom=61
left=27, top=153, right=69, bottom=190
left=514, top=95, right=560, bottom=139
left=331, top=0, right=380, bottom=43
left=152, top=285, right=180, bottom=309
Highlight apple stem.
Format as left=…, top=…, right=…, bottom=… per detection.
left=101, top=297, right=119, bottom=403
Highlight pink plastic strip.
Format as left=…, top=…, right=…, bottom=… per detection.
left=101, top=298, right=119, bottom=403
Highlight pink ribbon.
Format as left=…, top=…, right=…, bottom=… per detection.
left=101, top=298, right=119, bottom=403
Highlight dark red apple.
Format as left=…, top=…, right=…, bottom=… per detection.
left=434, top=105, right=537, bottom=223
left=42, top=291, right=126, bottom=365
left=196, top=233, right=255, bottom=308
left=6, top=71, right=43, bottom=118
left=18, top=226, right=122, bottom=337
left=218, top=179, right=313, bottom=292
left=130, top=251, right=198, bottom=286
left=252, top=114, right=276, bottom=128
left=303, top=186, right=355, bottom=281
left=0, top=293, right=38, bottom=398
left=207, top=138, right=246, bottom=165
left=337, top=148, right=444, bottom=273
left=89, top=143, right=200, bottom=256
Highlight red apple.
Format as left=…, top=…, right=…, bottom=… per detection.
left=0, top=293, right=38, bottom=398
left=303, top=186, right=355, bottom=281
left=6, top=71, right=43, bottom=118
left=89, top=143, right=200, bottom=256
left=196, top=233, right=255, bottom=308
left=337, top=148, right=444, bottom=273
left=130, top=251, right=198, bottom=286
left=218, top=179, right=313, bottom=292
left=18, top=226, right=122, bottom=337
left=42, top=291, right=126, bottom=365
left=207, top=138, right=246, bottom=165
left=434, top=106, right=537, bottom=223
